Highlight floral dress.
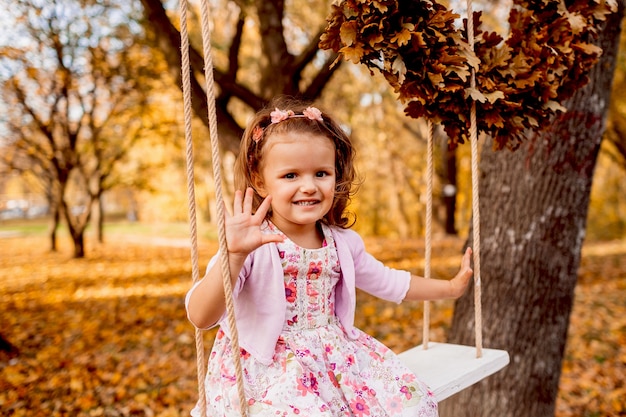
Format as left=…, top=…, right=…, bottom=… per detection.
left=193, top=222, right=438, bottom=417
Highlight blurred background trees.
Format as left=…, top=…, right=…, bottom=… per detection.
left=2, top=0, right=459, bottom=253
left=3, top=0, right=623, bottom=255
left=0, top=0, right=179, bottom=257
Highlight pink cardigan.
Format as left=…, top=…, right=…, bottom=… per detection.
left=185, top=226, right=411, bottom=365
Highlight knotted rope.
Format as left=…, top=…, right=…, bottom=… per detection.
left=466, top=0, right=484, bottom=359
left=422, top=120, right=434, bottom=350
left=179, top=0, right=248, bottom=414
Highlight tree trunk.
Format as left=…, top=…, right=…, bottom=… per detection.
left=140, top=0, right=341, bottom=156
left=71, top=231, right=85, bottom=259
left=48, top=206, right=60, bottom=252
left=441, top=140, right=457, bottom=235
left=139, top=0, right=250, bottom=154
left=60, top=198, right=91, bottom=259
left=440, top=5, right=624, bottom=416
left=97, top=195, right=104, bottom=244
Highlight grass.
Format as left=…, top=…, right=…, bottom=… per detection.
left=0, top=219, right=219, bottom=241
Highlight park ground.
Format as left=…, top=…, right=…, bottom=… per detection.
left=0, top=222, right=624, bottom=416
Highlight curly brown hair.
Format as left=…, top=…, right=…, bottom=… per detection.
left=233, top=96, right=359, bottom=228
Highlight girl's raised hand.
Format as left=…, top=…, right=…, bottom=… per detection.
left=225, top=187, right=283, bottom=258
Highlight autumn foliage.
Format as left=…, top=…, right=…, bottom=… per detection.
left=320, top=0, right=617, bottom=149
left=0, top=230, right=624, bottom=416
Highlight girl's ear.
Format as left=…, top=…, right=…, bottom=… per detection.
left=252, top=174, right=267, bottom=197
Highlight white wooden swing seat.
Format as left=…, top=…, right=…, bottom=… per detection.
left=398, top=342, right=510, bottom=402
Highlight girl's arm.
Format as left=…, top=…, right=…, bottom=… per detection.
left=404, top=247, right=473, bottom=301
left=186, top=188, right=283, bottom=329
left=186, top=252, right=248, bottom=329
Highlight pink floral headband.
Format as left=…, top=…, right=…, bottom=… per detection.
left=252, top=106, right=324, bottom=142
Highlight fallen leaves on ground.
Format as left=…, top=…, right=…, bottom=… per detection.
left=0, top=235, right=218, bottom=417
left=0, top=232, right=624, bottom=416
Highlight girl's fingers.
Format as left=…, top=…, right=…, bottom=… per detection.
left=232, top=189, right=244, bottom=214
left=262, top=233, right=285, bottom=245
left=242, top=187, right=254, bottom=214
left=255, top=194, right=273, bottom=219
left=464, top=247, right=472, bottom=267
left=458, top=248, right=473, bottom=281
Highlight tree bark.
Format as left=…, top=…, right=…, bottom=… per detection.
left=139, top=0, right=246, bottom=154
left=48, top=204, right=60, bottom=252
left=440, top=4, right=625, bottom=416
left=441, top=139, right=457, bottom=235
left=97, top=195, right=104, bottom=244
left=72, top=233, right=85, bottom=259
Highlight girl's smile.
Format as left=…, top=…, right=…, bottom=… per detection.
left=256, top=132, right=336, bottom=244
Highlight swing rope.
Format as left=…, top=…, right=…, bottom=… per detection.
left=177, top=0, right=207, bottom=414
left=422, top=0, right=483, bottom=358
left=466, top=0, right=484, bottom=358
left=422, top=120, right=434, bottom=350
left=179, top=0, right=248, bottom=414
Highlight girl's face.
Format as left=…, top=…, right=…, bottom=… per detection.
left=255, top=132, right=336, bottom=238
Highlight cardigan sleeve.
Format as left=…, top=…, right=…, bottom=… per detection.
left=184, top=251, right=249, bottom=330
left=335, top=228, right=411, bottom=303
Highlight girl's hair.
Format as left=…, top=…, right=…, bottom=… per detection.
left=233, top=96, right=358, bottom=228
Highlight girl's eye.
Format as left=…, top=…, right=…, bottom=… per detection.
left=284, top=173, right=296, bottom=179
left=316, top=171, right=329, bottom=177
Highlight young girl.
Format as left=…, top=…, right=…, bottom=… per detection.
left=186, top=97, right=473, bottom=416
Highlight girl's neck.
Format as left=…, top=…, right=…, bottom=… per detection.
left=274, top=220, right=324, bottom=249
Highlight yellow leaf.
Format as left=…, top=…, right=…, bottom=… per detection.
left=367, top=32, right=384, bottom=47
left=427, top=72, right=444, bottom=86
left=372, top=0, right=389, bottom=13
left=339, top=44, right=365, bottom=64
left=484, top=111, right=505, bottom=128
left=593, top=0, right=618, bottom=20
left=339, top=21, right=358, bottom=46
left=484, top=90, right=505, bottom=104
left=457, top=43, right=481, bottom=70
left=134, top=392, right=149, bottom=403
left=111, top=372, right=123, bottom=384
left=465, top=87, right=486, bottom=103
left=3, top=367, right=27, bottom=386
left=391, top=28, right=412, bottom=47
left=392, top=56, right=407, bottom=84
left=543, top=100, right=567, bottom=113
left=566, top=13, right=587, bottom=35
left=572, top=42, right=603, bottom=56
left=381, top=306, right=395, bottom=320
left=447, top=65, right=471, bottom=82
left=70, top=377, right=84, bottom=392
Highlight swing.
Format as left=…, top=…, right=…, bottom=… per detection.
left=393, top=2, right=512, bottom=401
left=178, top=0, right=509, bottom=414
left=395, top=119, right=510, bottom=401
